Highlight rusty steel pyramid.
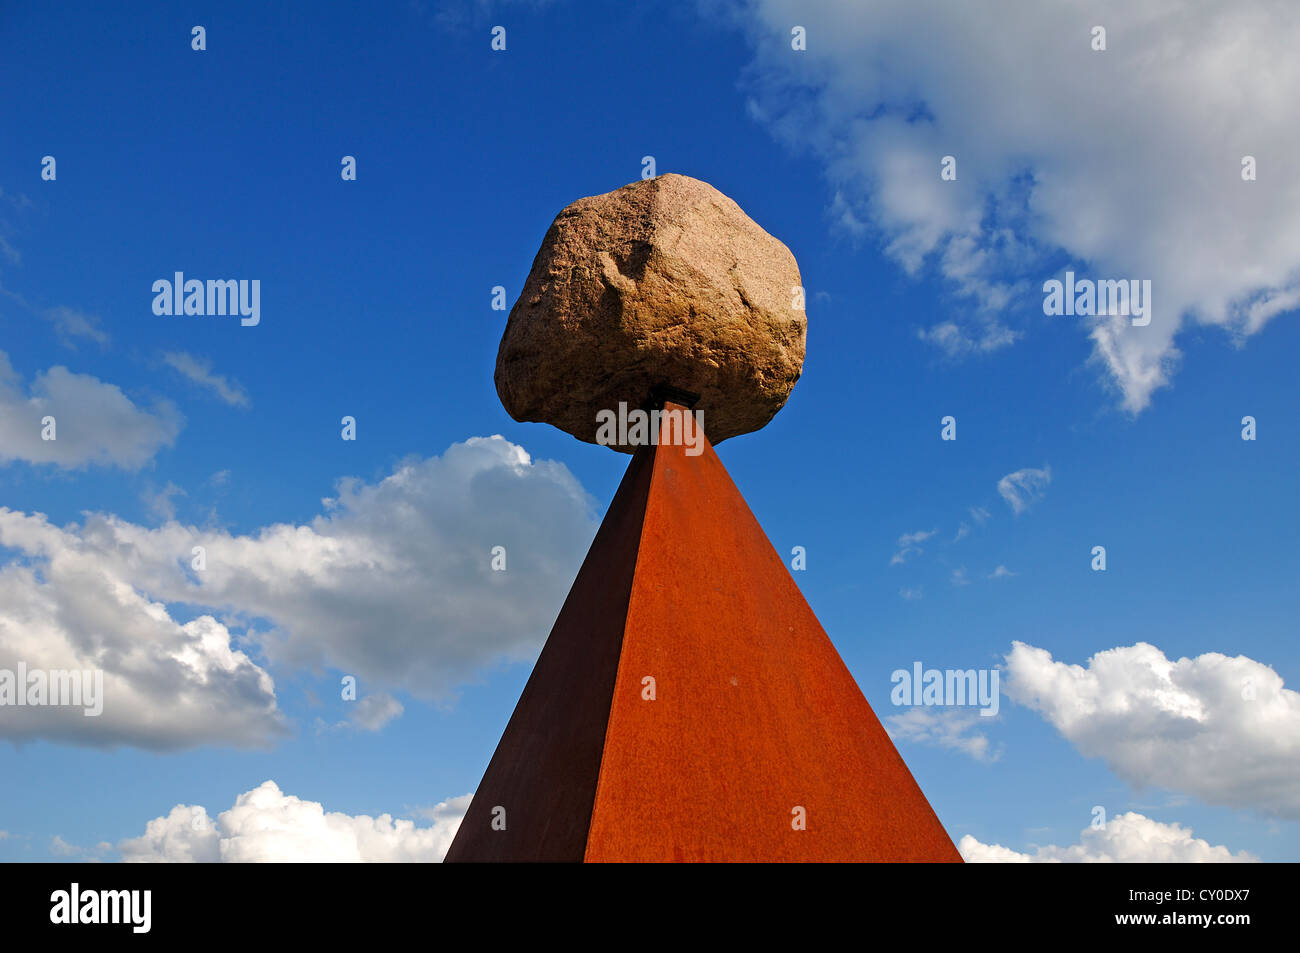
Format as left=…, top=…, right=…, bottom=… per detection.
left=446, top=403, right=962, bottom=863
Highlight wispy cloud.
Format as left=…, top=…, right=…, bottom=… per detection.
left=890, top=528, right=936, bottom=566
left=997, top=466, right=1051, bottom=515
left=918, top=320, right=1020, bottom=359
left=162, top=351, right=251, bottom=408
left=50, top=835, right=112, bottom=862
left=733, top=0, right=1300, bottom=412
left=142, top=482, right=187, bottom=521
left=886, top=707, right=1000, bottom=762
left=44, top=306, right=110, bottom=349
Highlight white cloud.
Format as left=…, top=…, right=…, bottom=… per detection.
left=161, top=351, right=250, bottom=408
left=951, top=566, right=970, bottom=586
left=730, top=1, right=1300, bottom=412
left=886, top=707, right=998, bottom=762
left=50, top=835, right=112, bottom=862
left=349, top=693, right=404, bottom=732
left=410, top=795, right=475, bottom=826
left=0, top=505, right=287, bottom=749
left=997, top=466, right=1050, bottom=514
left=918, top=319, right=1020, bottom=359
left=119, top=782, right=471, bottom=862
left=117, top=805, right=221, bottom=862
left=988, top=565, right=1015, bottom=579
left=315, top=691, right=406, bottom=734
left=0, top=435, right=596, bottom=750
left=50, top=835, right=81, bottom=857
left=44, top=306, right=109, bottom=349
left=890, top=528, right=936, bottom=565
left=117, top=435, right=594, bottom=699
left=0, top=351, right=181, bottom=469
left=143, top=481, right=187, bottom=521
left=955, top=504, right=992, bottom=541
left=1005, top=641, right=1300, bottom=818
left=899, top=586, right=923, bottom=601
left=959, top=812, right=1257, bottom=863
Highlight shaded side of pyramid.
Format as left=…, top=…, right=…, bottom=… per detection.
left=442, top=443, right=654, bottom=862
left=446, top=405, right=961, bottom=862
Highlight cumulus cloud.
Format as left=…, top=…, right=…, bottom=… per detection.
left=886, top=707, right=998, bottom=762
left=959, top=812, right=1257, bottom=863
left=161, top=351, right=250, bottom=408
left=890, top=528, right=936, bottom=565
left=0, top=506, right=287, bottom=749
left=0, top=351, right=181, bottom=469
left=117, top=806, right=221, bottom=862
left=1005, top=641, right=1300, bottom=818
left=997, top=466, right=1050, bottom=514
left=0, top=436, right=596, bottom=748
left=111, top=435, right=594, bottom=698
left=729, top=0, right=1300, bottom=411
left=119, top=781, right=471, bottom=862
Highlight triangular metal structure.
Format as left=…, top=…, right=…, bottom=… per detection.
left=446, top=404, right=961, bottom=862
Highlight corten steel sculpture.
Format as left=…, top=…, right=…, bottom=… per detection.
left=446, top=174, right=962, bottom=862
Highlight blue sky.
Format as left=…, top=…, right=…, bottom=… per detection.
left=1, top=0, right=1298, bottom=862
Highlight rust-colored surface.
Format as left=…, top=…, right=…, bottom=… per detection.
left=443, top=443, right=654, bottom=862
left=584, top=405, right=961, bottom=861
left=447, top=404, right=962, bottom=862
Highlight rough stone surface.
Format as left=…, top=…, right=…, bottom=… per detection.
left=494, top=174, right=805, bottom=450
